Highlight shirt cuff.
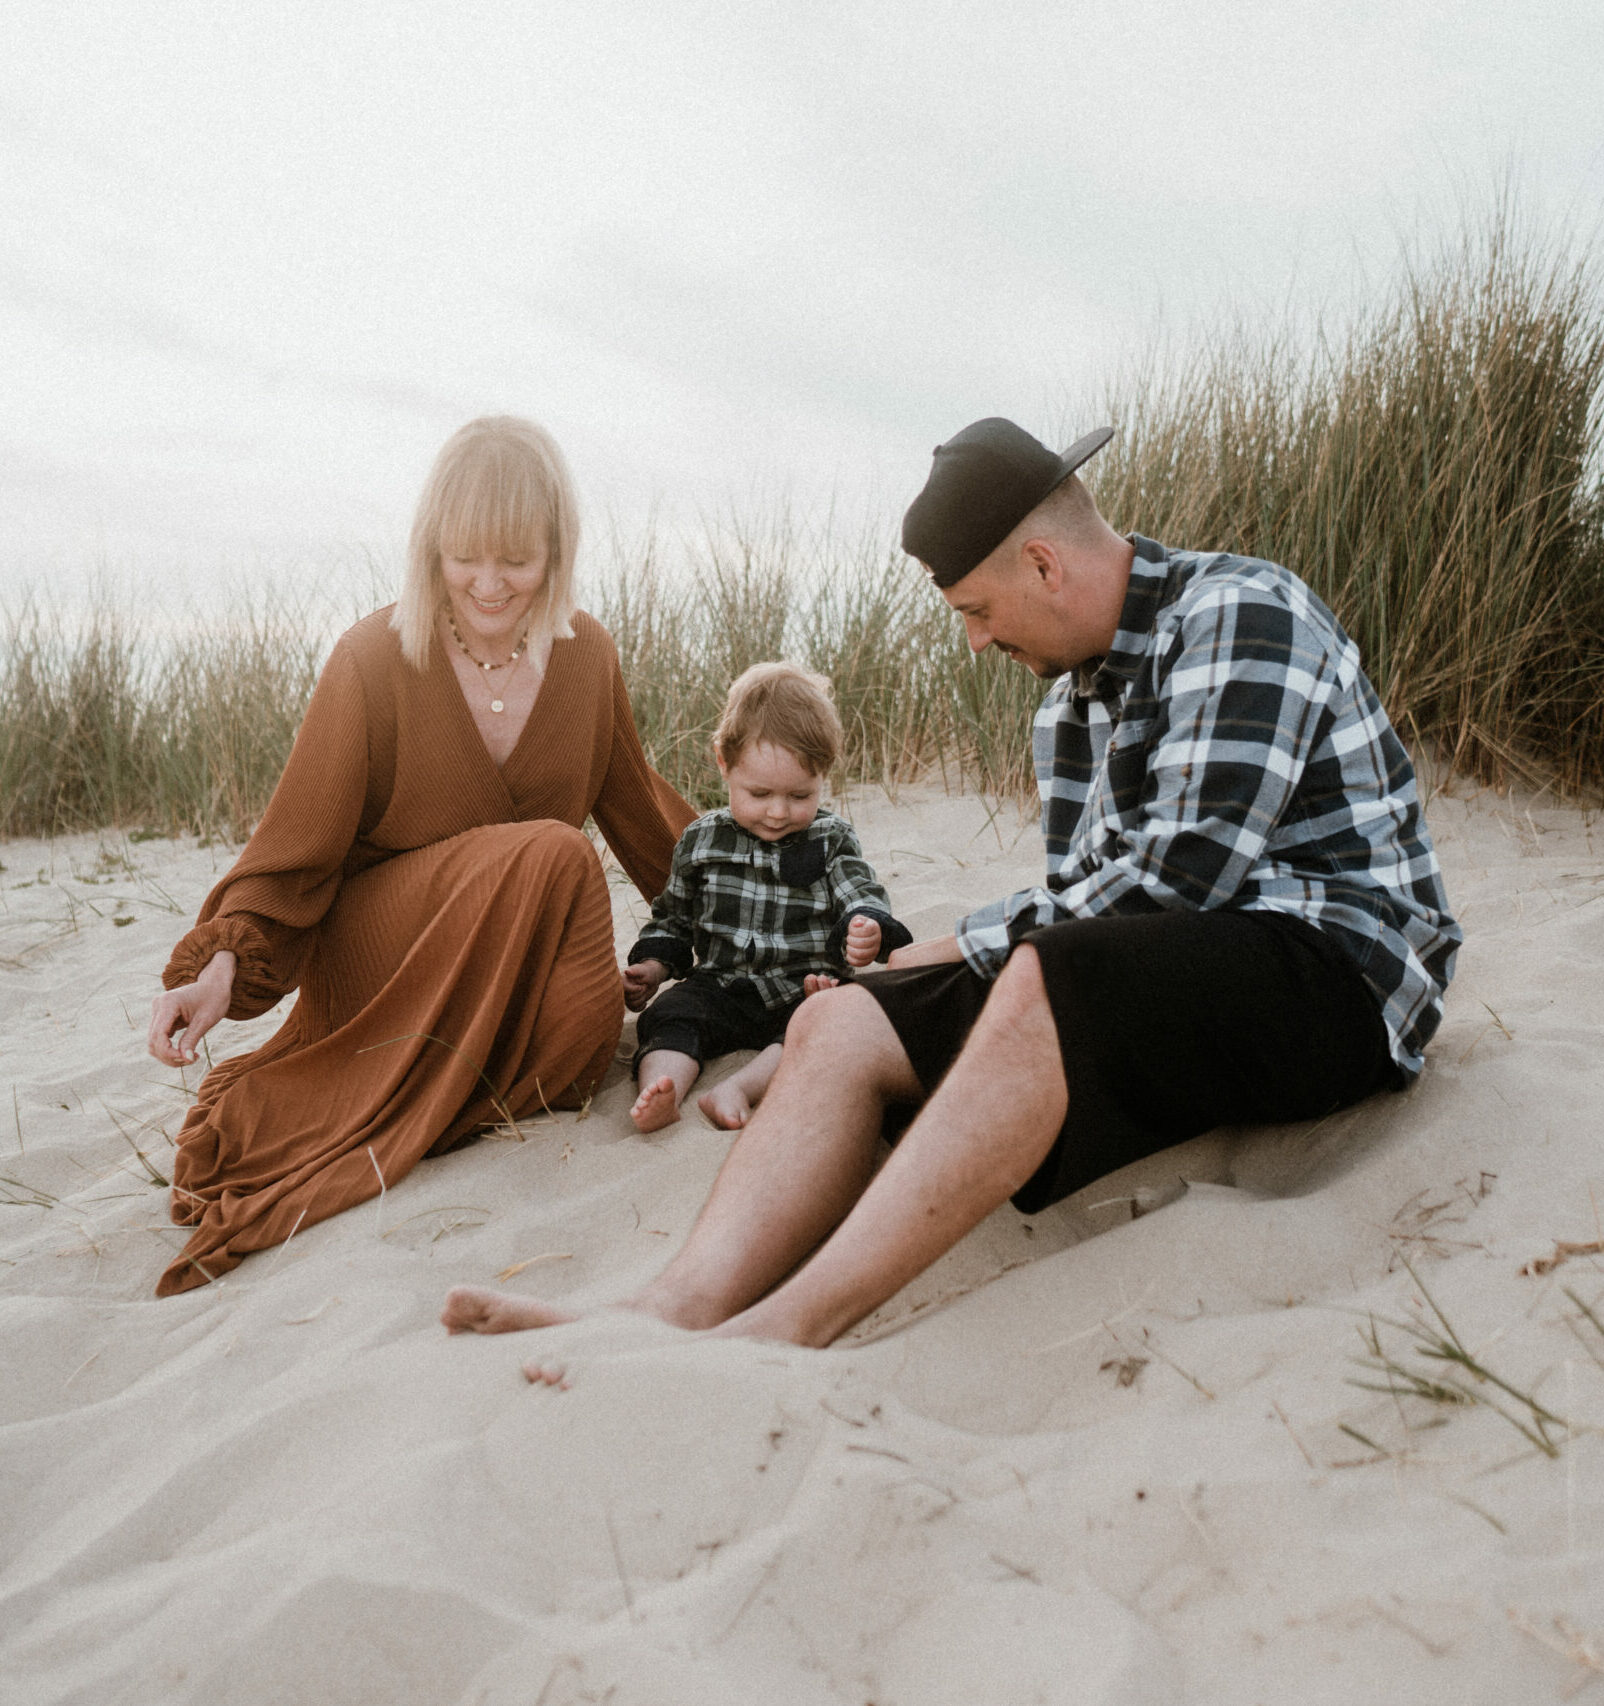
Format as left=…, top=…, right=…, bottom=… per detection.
left=953, top=900, right=1013, bottom=980
left=628, top=934, right=693, bottom=980
left=828, top=906, right=913, bottom=964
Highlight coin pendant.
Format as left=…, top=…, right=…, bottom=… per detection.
left=491, top=699, right=505, bottom=714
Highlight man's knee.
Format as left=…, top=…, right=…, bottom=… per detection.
left=786, top=983, right=884, bottom=1049
left=786, top=984, right=920, bottom=1093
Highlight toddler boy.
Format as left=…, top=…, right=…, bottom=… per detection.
left=626, top=661, right=911, bottom=1133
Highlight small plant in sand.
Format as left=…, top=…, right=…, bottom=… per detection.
left=1346, top=1260, right=1576, bottom=1459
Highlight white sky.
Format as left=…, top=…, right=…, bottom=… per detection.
left=3, top=0, right=1602, bottom=603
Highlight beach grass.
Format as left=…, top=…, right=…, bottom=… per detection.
left=3, top=196, right=1600, bottom=841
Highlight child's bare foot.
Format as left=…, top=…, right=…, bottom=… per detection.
left=630, top=1075, right=683, bottom=1133
left=441, top=1286, right=579, bottom=1334
left=697, top=1080, right=755, bottom=1130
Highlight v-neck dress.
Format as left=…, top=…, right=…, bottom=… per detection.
left=154, top=607, right=694, bottom=1297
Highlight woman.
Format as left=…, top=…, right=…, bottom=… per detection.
left=148, top=416, right=694, bottom=1297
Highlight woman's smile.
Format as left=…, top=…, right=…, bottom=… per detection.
left=440, top=546, right=550, bottom=655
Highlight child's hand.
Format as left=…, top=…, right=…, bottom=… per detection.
left=843, top=914, right=882, bottom=968
left=623, top=959, right=669, bottom=1012
left=803, top=973, right=842, bottom=997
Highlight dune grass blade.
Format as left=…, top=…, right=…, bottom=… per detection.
left=1093, top=191, right=1604, bottom=797
left=2, top=193, right=1600, bottom=844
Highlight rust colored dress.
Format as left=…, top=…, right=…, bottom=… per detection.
left=156, top=607, right=693, bottom=1297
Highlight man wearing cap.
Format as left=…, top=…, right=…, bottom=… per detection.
left=443, top=419, right=1460, bottom=1361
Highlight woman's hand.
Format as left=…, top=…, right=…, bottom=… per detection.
left=148, top=951, right=237, bottom=1066
left=843, top=915, right=883, bottom=968
left=622, top=958, right=669, bottom=1012
left=886, top=934, right=965, bottom=970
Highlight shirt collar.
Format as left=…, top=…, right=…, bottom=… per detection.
left=1075, top=535, right=1173, bottom=704
left=716, top=806, right=827, bottom=848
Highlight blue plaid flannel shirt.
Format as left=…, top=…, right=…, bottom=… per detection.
left=955, top=536, right=1461, bottom=1077
left=630, top=808, right=912, bottom=1010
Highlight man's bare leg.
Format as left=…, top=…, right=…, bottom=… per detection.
left=629, top=985, right=923, bottom=1327
left=697, top=1042, right=784, bottom=1130
left=630, top=1048, right=701, bottom=1133
left=712, top=944, right=1066, bottom=1348
left=441, top=985, right=921, bottom=1338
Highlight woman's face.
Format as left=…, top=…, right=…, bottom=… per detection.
left=439, top=541, right=549, bottom=655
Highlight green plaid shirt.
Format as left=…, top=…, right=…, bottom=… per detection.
left=628, top=808, right=911, bottom=1009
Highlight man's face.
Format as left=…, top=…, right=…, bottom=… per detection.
left=940, top=544, right=1085, bottom=679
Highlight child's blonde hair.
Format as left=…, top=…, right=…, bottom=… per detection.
left=714, top=661, right=843, bottom=777
left=392, top=415, right=580, bottom=669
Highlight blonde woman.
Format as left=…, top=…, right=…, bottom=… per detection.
left=148, top=417, right=694, bottom=1296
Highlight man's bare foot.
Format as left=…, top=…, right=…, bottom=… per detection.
left=630, top=1075, right=683, bottom=1134
left=708, top=1296, right=821, bottom=1347
left=523, top=1359, right=570, bottom=1388
left=441, top=1286, right=579, bottom=1335
left=697, top=1079, right=755, bottom=1131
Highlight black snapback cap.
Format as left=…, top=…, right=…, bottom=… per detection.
left=901, top=418, right=1114, bottom=587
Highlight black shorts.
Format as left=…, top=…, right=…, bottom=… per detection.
left=858, top=909, right=1402, bottom=1214
left=633, top=972, right=799, bottom=1072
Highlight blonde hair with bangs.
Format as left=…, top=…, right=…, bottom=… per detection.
left=393, top=415, right=580, bottom=668
left=714, top=661, right=843, bottom=777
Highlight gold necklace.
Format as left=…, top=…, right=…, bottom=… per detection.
left=445, top=611, right=529, bottom=714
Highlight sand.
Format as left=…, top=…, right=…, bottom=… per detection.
left=2, top=780, right=1602, bottom=1705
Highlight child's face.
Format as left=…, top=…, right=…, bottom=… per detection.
left=719, top=741, right=824, bottom=841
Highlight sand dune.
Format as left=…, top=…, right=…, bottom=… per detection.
left=2, top=782, right=1602, bottom=1704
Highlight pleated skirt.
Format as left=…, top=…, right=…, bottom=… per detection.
left=159, top=821, right=621, bottom=1296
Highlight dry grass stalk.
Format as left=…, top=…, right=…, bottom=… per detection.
left=1521, top=1241, right=1604, bottom=1278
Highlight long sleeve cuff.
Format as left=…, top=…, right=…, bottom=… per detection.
left=953, top=898, right=1016, bottom=980
left=162, top=914, right=289, bottom=1019
left=628, top=933, right=694, bottom=980
left=828, top=906, right=913, bottom=965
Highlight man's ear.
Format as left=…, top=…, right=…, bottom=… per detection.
left=1021, top=537, right=1063, bottom=588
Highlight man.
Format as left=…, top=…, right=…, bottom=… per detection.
left=444, top=418, right=1460, bottom=1363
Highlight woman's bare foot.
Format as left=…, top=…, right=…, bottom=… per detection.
left=697, top=1079, right=755, bottom=1130
left=441, top=1286, right=579, bottom=1335
left=630, top=1075, right=683, bottom=1133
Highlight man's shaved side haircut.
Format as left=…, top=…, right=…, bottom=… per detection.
left=1020, top=474, right=1109, bottom=552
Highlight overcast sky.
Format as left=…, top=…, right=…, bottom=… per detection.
left=4, top=1, right=1602, bottom=603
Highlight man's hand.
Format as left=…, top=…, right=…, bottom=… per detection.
left=148, top=950, right=237, bottom=1066
left=623, top=958, right=670, bottom=1012
left=886, top=934, right=965, bottom=970
left=843, top=914, right=882, bottom=968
